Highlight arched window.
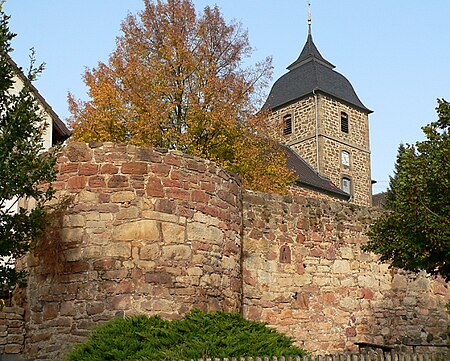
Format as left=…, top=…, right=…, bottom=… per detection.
left=340, top=112, right=349, bottom=133
left=342, top=177, right=351, bottom=194
left=341, top=150, right=350, bottom=167
left=283, top=114, right=292, bottom=136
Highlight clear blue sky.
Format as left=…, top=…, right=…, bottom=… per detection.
left=5, top=1, right=450, bottom=193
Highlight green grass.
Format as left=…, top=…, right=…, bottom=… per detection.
left=65, top=309, right=306, bottom=360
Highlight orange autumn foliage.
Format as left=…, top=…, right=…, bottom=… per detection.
left=68, top=0, right=295, bottom=193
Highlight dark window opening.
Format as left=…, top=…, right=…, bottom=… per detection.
left=341, top=112, right=349, bottom=133
left=283, top=114, right=292, bottom=135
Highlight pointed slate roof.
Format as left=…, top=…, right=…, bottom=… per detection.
left=263, top=34, right=372, bottom=113
left=287, top=34, right=335, bottom=70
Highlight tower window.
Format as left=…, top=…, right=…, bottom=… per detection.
left=341, top=150, right=350, bottom=167
left=283, top=114, right=292, bottom=135
left=342, top=177, right=351, bottom=194
left=341, top=112, right=349, bottom=133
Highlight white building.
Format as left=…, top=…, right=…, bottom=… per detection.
left=2, top=55, right=70, bottom=218
left=6, top=55, right=71, bottom=148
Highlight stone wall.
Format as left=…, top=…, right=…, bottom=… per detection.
left=266, top=93, right=372, bottom=207
left=290, top=185, right=345, bottom=202
left=242, top=191, right=449, bottom=354
left=24, top=142, right=243, bottom=360
left=13, top=142, right=449, bottom=360
left=316, top=94, right=371, bottom=206
left=317, top=137, right=372, bottom=206
left=0, top=307, right=25, bottom=357
left=266, top=96, right=318, bottom=170
left=318, top=95, right=370, bottom=150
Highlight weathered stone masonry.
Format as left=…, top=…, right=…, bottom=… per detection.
left=0, top=307, right=25, bottom=356
left=242, top=192, right=448, bottom=353
left=9, top=143, right=449, bottom=360
left=24, top=142, right=243, bottom=360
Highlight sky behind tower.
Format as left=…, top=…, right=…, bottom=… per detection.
left=4, top=0, right=450, bottom=193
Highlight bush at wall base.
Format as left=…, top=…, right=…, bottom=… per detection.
left=65, top=309, right=306, bottom=360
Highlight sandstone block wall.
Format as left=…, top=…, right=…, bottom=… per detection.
left=13, top=142, right=449, bottom=360
left=242, top=191, right=449, bottom=354
left=318, top=95, right=370, bottom=151
left=316, top=94, right=371, bottom=206
left=266, top=97, right=318, bottom=170
left=266, top=93, right=372, bottom=206
left=267, top=97, right=317, bottom=140
left=24, top=142, right=243, bottom=360
left=0, top=307, right=25, bottom=356
left=289, top=185, right=345, bottom=202
left=318, top=137, right=372, bottom=206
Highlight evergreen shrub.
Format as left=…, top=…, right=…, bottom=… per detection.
left=65, top=309, right=306, bottom=360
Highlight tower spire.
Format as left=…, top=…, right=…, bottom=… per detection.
left=307, top=1, right=312, bottom=35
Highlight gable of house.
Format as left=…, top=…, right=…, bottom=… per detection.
left=6, top=55, right=70, bottom=149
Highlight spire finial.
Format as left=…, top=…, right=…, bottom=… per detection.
left=307, top=1, right=312, bottom=35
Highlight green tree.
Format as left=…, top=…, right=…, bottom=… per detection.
left=0, top=7, right=58, bottom=293
left=383, top=142, right=406, bottom=209
left=365, top=99, right=450, bottom=280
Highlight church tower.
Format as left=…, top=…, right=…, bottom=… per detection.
left=263, top=12, right=373, bottom=206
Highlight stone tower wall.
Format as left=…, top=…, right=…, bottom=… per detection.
left=318, top=95, right=370, bottom=150
left=317, top=94, right=371, bottom=206
left=24, top=142, right=243, bottom=360
left=266, top=94, right=372, bottom=206
left=266, top=97, right=318, bottom=169
left=318, top=137, right=372, bottom=206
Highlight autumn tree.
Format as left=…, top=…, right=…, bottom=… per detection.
left=364, top=99, right=450, bottom=281
left=69, top=0, right=294, bottom=192
left=0, top=7, right=58, bottom=292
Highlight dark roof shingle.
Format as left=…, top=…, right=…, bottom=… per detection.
left=263, top=35, right=372, bottom=114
